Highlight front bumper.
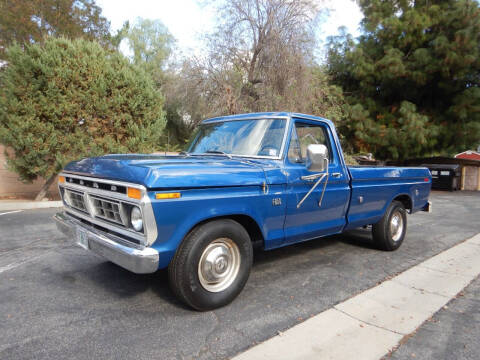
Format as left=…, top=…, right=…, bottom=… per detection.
left=54, top=212, right=159, bottom=274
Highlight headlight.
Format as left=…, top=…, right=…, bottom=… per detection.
left=130, top=206, right=143, bottom=232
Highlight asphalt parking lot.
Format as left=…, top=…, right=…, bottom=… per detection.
left=1, top=191, right=479, bottom=360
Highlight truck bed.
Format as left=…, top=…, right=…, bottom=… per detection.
left=345, top=166, right=431, bottom=229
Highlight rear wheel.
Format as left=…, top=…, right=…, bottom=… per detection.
left=168, top=219, right=253, bottom=311
left=372, top=201, right=407, bottom=251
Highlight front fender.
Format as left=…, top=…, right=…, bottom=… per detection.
left=149, top=185, right=286, bottom=268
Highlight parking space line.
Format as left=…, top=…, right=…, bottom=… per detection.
left=0, top=253, right=50, bottom=274
left=0, top=210, right=23, bottom=216
left=233, top=233, right=480, bottom=360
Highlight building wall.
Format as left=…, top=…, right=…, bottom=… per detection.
left=0, top=145, right=58, bottom=199
left=462, top=166, right=480, bottom=191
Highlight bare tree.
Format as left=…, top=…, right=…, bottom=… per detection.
left=163, top=0, right=346, bottom=138
left=200, top=0, right=322, bottom=114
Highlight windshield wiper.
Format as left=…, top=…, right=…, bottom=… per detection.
left=179, top=151, right=190, bottom=157
left=204, top=150, right=232, bottom=159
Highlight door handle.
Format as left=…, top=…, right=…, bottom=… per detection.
left=331, top=172, right=342, bottom=178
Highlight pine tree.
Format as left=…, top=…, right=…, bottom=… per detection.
left=0, top=37, right=166, bottom=200
left=327, top=0, right=480, bottom=160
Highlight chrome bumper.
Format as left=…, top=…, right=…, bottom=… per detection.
left=53, top=212, right=159, bottom=274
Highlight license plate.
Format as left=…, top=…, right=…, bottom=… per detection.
left=76, top=227, right=89, bottom=250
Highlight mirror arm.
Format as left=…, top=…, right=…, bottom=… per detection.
left=297, top=159, right=329, bottom=209
left=317, top=172, right=329, bottom=207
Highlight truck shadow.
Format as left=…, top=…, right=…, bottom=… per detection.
left=336, top=228, right=379, bottom=249
left=75, top=260, right=188, bottom=309
left=252, top=227, right=378, bottom=266
left=72, top=228, right=377, bottom=309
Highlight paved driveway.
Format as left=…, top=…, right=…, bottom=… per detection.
left=0, top=191, right=479, bottom=359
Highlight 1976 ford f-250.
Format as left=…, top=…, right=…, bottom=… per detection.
left=54, top=112, right=432, bottom=310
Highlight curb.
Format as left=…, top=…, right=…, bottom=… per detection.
left=0, top=201, right=63, bottom=211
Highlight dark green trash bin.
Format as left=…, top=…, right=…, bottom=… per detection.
left=422, top=164, right=461, bottom=191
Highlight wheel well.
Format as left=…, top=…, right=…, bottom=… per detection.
left=193, top=215, right=265, bottom=248
left=393, top=195, right=412, bottom=212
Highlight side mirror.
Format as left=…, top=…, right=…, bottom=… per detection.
left=305, top=144, right=328, bottom=172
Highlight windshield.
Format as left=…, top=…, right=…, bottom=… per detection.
left=187, top=118, right=287, bottom=158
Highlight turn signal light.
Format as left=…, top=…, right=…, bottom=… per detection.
left=58, top=176, right=65, bottom=184
left=127, top=187, right=142, bottom=200
left=155, top=192, right=181, bottom=200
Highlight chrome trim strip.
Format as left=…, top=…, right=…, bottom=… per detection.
left=141, top=188, right=158, bottom=247
left=63, top=182, right=129, bottom=202
left=203, top=114, right=290, bottom=123
left=193, top=116, right=291, bottom=160
left=61, top=173, right=144, bottom=190
left=54, top=212, right=159, bottom=274
left=59, top=173, right=158, bottom=246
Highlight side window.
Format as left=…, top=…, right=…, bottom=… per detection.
left=288, top=122, right=331, bottom=163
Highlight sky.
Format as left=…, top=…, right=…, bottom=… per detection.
left=96, top=0, right=364, bottom=56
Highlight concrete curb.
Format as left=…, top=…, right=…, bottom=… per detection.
left=233, top=233, right=480, bottom=360
left=0, top=201, right=63, bottom=211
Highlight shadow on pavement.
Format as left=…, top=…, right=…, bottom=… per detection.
left=66, top=228, right=377, bottom=310
left=66, top=259, right=189, bottom=309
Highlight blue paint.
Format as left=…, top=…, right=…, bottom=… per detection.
left=63, top=112, right=432, bottom=269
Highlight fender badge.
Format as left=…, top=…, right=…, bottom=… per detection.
left=272, top=198, right=282, bottom=206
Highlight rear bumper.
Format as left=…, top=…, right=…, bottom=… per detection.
left=53, top=212, right=159, bottom=274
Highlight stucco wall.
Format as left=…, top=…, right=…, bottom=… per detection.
left=0, top=145, right=58, bottom=199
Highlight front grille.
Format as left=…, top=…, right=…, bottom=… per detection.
left=66, top=190, right=87, bottom=212
left=59, top=174, right=148, bottom=245
left=91, top=196, right=124, bottom=225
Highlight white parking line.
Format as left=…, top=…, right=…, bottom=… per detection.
left=233, top=233, right=480, bottom=360
left=0, top=210, right=23, bottom=216
left=0, top=253, right=49, bottom=274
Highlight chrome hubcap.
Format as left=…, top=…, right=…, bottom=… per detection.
left=390, top=211, right=404, bottom=242
left=198, top=238, right=241, bottom=292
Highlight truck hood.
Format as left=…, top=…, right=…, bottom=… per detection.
left=63, top=154, right=281, bottom=189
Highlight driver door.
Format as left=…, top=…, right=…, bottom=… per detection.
left=283, top=119, right=350, bottom=244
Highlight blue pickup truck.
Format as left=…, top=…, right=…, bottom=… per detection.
left=54, top=112, right=431, bottom=310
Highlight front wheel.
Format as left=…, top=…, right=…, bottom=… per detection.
left=372, top=201, right=407, bottom=251
left=168, top=219, right=253, bottom=311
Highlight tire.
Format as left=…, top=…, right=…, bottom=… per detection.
left=168, top=219, right=253, bottom=311
left=372, top=200, right=407, bottom=251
